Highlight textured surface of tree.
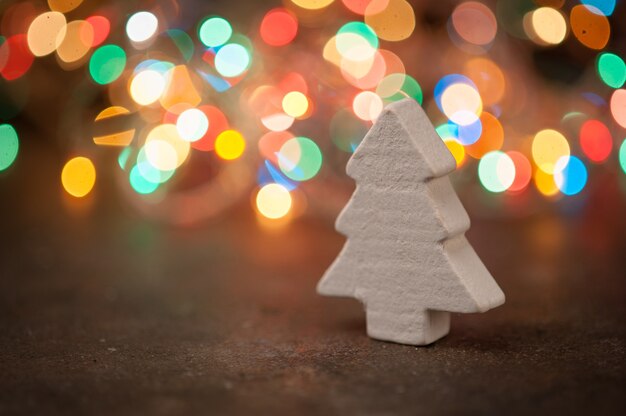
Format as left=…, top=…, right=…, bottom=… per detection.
left=318, top=99, right=505, bottom=345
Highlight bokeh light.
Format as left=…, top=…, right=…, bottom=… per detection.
left=61, top=156, right=96, bottom=198
left=532, top=129, right=570, bottom=174
left=48, top=0, right=83, bottom=13
left=444, top=139, right=466, bottom=168
left=610, top=89, right=626, bottom=128
left=256, top=183, right=292, bottom=219
left=597, top=53, right=626, bottom=89
left=56, top=20, right=93, bottom=64
left=455, top=118, right=482, bottom=145
left=93, top=106, right=135, bottom=146
left=451, top=1, right=497, bottom=47
left=292, top=0, right=335, bottom=10
left=191, top=105, right=229, bottom=152
left=129, top=164, right=159, bottom=195
left=0, top=124, right=19, bottom=171
left=478, top=151, right=516, bottom=193
left=198, top=17, right=232, bottom=48
left=364, top=0, right=415, bottom=42
left=282, top=91, right=309, bottom=118
left=579, top=119, right=612, bottom=163
left=534, top=168, right=559, bottom=197
left=352, top=91, right=383, bottom=121
left=507, top=151, right=532, bottom=192
left=441, top=82, right=483, bottom=125
left=145, top=124, right=190, bottom=170
left=554, top=156, right=588, bottom=196
left=126, top=11, right=158, bottom=43
left=177, top=108, right=209, bottom=142
left=85, top=16, right=110, bottom=47
left=260, top=9, right=298, bottom=46
left=130, top=70, right=166, bottom=106
left=89, top=44, right=126, bottom=85
left=27, top=11, right=66, bottom=57
left=215, top=130, right=246, bottom=160
left=570, top=4, right=610, bottom=50
left=1, top=34, right=34, bottom=81
left=336, top=21, right=378, bottom=61
left=2, top=0, right=625, bottom=222
left=278, top=137, right=323, bottom=181
left=581, top=0, right=616, bottom=16
left=525, top=7, right=567, bottom=46
left=214, top=43, right=250, bottom=78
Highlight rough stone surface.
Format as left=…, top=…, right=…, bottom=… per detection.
left=1, top=136, right=625, bottom=416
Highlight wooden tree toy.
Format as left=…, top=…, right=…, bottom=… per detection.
left=318, top=99, right=505, bottom=346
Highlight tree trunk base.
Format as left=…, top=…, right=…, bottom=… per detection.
left=365, top=308, right=450, bottom=346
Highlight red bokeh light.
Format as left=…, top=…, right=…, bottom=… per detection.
left=507, top=151, right=532, bottom=193
left=0, top=34, right=34, bottom=81
left=260, top=8, right=298, bottom=47
left=580, top=119, right=612, bottom=163
left=191, top=105, right=229, bottom=152
left=85, top=16, right=111, bottom=47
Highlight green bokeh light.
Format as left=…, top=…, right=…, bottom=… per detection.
left=89, top=45, right=127, bottom=85
left=0, top=124, right=19, bottom=171
left=336, top=22, right=378, bottom=60
left=278, top=137, right=323, bottom=181
left=118, top=147, right=132, bottom=170
left=478, top=151, right=515, bottom=193
left=597, top=53, right=626, bottom=89
left=198, top=17, right=232, bottom=48
left=130, top=165, right=159, bottom=194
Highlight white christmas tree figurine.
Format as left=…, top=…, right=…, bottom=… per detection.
left=318, top=99, right=505, bottom=346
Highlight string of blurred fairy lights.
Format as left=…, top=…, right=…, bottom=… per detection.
left=0, top=0, right=625, bottom=222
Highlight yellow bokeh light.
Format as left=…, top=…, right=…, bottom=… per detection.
left=56, top=20, right=93, bottom=63
left=93, top=106, right=135, bottom=146
left=365, top=0, right=416, bottom=42
left=444, top=139, right=466, bottom=168
left=256, top=183, right=292, bottom=219
left=145, top=124, right=190, bottom=170
left=27, top=12, right=67, bottom=57
left=48, top=0, right=84, bottom=13
left=527, top=7, right=567, bottom=46
left=130, top=70, right=166, bottom=106
left=291, top=0, right=335, bottom=10
left=534, top=168, right=560, bottom=197
left=215, top=130, right=246, bottom=160
left=322, top=36, right=342, bottom=67
left=532, top=129, right=570, bottom=174
left=282, top=91, right=309, bottom=118
left=61, top=156, right=96, bottom=198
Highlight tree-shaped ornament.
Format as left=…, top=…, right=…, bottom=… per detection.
left=318, top=99, right=505, bottom=346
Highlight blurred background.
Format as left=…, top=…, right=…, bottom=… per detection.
left=1, top=0, right=625, bottom=226
left=1, top=1, right=626, bottom=413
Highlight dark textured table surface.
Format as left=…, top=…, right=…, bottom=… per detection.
left=1, top=143, right=626, bottom=415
